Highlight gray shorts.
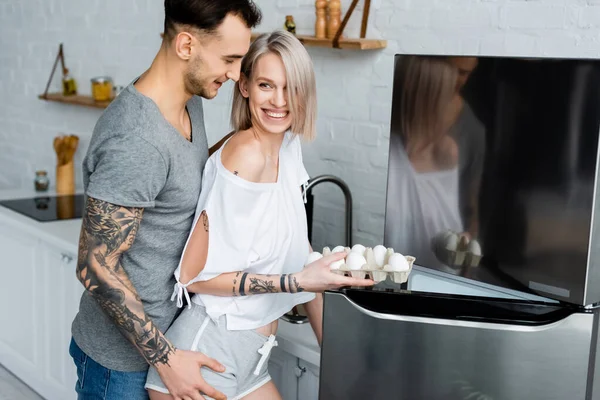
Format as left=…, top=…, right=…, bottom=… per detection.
left=145, top=303, right=276, bottom=400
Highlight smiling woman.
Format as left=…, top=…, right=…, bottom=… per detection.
left=231, top=31, right=317, bottom=140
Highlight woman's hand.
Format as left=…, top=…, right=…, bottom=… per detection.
left=294, top=252, right=375, bottom=293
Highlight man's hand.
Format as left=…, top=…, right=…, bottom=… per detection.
left=156, top=349, right=227, bottom=400
left=294, top=252, right=375, bottom=293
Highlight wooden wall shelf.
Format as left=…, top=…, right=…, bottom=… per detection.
left=159, top=31, right=386, bottom=50
left=251, top=33, right=386, bottom=50
left=38, top=93, right=111, bottom=109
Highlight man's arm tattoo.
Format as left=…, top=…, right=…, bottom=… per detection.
left=76, top=197, right=175, bottom=367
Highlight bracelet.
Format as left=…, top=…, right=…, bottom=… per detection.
left=288, top=274, right=293, bottom=293
left=280, top=274, right=287, bottom=292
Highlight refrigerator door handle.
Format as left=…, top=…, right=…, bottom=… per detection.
left=340, top=293, right=579, bottom=332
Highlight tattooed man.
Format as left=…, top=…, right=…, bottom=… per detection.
left=69, top=2, right=261, bottom=400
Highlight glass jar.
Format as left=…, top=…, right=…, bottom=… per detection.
left=91, top=76, right=114, bottom=102
left=34, top=170, right=49, bottom=192
left=62, top=68, right=78, bottom=96
left=284, top=15, right=296, bottom=35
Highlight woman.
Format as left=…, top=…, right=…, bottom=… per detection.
left=145, top=30, right=373, bottom=400
left=385, top=55, right=465, bottom=270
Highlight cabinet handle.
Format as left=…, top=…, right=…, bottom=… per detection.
left=61, top=253, right=74, bottom=264
left=294, top=366, right=306, bottom=378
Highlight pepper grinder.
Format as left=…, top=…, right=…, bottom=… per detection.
left=315, top=0, right=327, bottom=39
left=327, top=0, right=342, bottom=39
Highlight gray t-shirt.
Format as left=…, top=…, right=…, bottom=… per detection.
left=71, top=83, right=209, bottom=371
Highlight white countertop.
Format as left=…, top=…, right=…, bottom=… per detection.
left=0, top=187, right=322, bottom=365
left=0, top=187, right=82, bottom=255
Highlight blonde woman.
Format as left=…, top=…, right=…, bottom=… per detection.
left=385, top=55, right=465, bottom=270
left=145, top=30, right=373, bottom=400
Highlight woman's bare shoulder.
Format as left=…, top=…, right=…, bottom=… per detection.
left=220, top=130, right=266, bottom=182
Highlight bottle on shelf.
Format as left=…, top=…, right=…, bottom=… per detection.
left=62, top=68, right=77, bottom=96
left=284, top=15, right=296, bottom=35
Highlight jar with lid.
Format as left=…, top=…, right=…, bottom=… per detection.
left=34, top=170, right=49, bottom=192
left=91, top=76, right=114, bottom=102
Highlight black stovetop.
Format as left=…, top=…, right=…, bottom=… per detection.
left=0, top=194, right=86, bottom=222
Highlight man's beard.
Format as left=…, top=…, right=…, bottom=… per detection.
left=184, top=57, right=215, bottom=99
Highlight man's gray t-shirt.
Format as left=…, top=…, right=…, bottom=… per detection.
left=71, top=83, right=209, bottom=371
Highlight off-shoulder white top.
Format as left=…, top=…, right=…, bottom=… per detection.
left=171, top=132, right=315, bottom=330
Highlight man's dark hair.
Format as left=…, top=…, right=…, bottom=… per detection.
left=164, top=0, right=262, bottom=40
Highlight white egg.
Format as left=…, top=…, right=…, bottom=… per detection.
left=346, top=252, right=367, bottom=270
left=385, top=248, right=395, bottom=265
left=373, top=245, right=387, bottom=267
left=351, top=244, right=366, bottom=255
left=388, top=253, right=410, bottom=272
left=332, top=245, right=346, bottom=253
left=468, top=239, right=482, bottom=256
left=329, top=259, right=345, bottom=270
left=364, top=247, right=376, bottom=267
left=305, top=251, right=323, bottom=266
left=445, top=233, right=458, bottom=251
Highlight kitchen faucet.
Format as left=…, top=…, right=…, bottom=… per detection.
left=283, top=174, right=354, bottom=324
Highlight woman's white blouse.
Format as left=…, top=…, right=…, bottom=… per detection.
left=171, top=132, right=315, bottom=330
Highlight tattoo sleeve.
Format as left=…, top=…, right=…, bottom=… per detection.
left=76, top=197, right=175, bottom=367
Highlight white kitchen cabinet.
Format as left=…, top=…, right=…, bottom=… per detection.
left=0, top=223, right=40, bottom=388
left=0, top=220, right=80, bottom=400
left=297, top=359, right=320, bottom=400
left=269, top=346, right=320, bottom=400
left=38, top=242, right=82, bottom=400
left=269, top=346, right=299, bottom=400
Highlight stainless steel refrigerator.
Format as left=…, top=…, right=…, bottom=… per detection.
left=320, top=55, right=600, bottom=400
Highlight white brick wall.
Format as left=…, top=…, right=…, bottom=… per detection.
left=1, top=0, right=600, bottom=250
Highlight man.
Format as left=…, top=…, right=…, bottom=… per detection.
left=69, top=1, right=262, bottom=399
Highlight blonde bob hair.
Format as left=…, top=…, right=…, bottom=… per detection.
left=231, top=30, right=317, bottom=140
left=394, top=55, right=457, bottom=155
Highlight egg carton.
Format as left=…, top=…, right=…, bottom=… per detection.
left=432, top=230, right=482, bottom=269
left=316, top=245, right=416, bottom=284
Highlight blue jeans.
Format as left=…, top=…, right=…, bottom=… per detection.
left=69, top=338, right=150, bottom=400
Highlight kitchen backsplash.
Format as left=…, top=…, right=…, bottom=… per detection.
left=1, top=0, right=600, bottom=250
